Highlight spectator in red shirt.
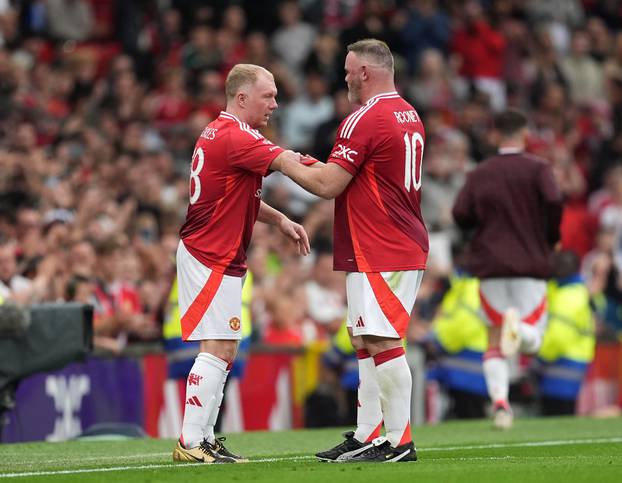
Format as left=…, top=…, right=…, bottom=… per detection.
left=450, top=0, right=506, bottom=111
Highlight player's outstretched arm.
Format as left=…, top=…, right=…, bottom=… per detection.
left=257, top=201, right=310, bottom=256
left=271, top=153, right=353, bottom=200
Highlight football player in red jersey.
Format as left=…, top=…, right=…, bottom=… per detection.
left=274, top=39, right=427, bottom=463
left=173, top=64, right=310, bottom=464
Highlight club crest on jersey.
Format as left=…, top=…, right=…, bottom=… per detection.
left=188, top=373, right=203, bottom=386
left=229, top=317, right=241, bottom=331
left=333, top=144, right=358, bottom=163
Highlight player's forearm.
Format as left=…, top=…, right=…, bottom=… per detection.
left=258, top=201, right=286, bottom=226
left=280, top=158, right=335, bottom=199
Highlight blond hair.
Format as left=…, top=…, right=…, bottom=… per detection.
left=347, top=39, right=394, bottom=73
left=225, top=64, right=272, bottom=101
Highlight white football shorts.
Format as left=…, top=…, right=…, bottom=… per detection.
left=479, top=277, right=547, bottom=333
left=177, top=241, right=243, bottom=341
left=346, top=270, right=424, bottom=339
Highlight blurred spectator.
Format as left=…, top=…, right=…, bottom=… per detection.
left=0, top=236, right=32, bottom=304
left=560, top=29, right=606, bottom=106
left=450, top=0, right=506, bottom=111
left=311, top=89, right=351, bottom=161
left=526, top=0, right=584, bottom=55
left=304, top=239, right=346, bottom=335
left=407, top=48, right=459, bottom=115
left=272, top=0, right=316, bottom=78
left=537, top=250, right=595, bottom=415
left=280, top=70, right=334, bottom=152
left=304, top=31, right=342, bottom=93
left=47, top=0, right=94, bottom=42
left=396, top=0, right=450, bottom=74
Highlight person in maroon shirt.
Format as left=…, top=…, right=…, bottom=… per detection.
left=277, top=39, right=426, bottom=463
left=173, top=64, right=310, bottom=464
left=452, top=109, right=563, bottom=429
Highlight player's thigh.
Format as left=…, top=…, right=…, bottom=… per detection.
left=346, top=270, right=423, bottom=339
left=177, top=241, right=243, bottom=341
left=507, top=278, right=548, bottom=331
left=480, top=277, right=547, bottom=329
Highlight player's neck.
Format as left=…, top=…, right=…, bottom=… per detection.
left=224, top=105, right=247, bottom=124
left=360, top=82, right=397, bottom=104
left=498, top=141, right=525, bottom=153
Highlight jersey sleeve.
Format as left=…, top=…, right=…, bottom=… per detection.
left=326, top=118, right=370, bottom=176
left=229, top=129, right=285, bottom=176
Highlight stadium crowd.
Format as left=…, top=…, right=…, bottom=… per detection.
left=1, top=0, right=622, bottom=417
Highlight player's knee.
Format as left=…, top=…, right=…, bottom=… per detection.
left=347, top=327, right=366, bottom=351
left=363, top=336, right=402, bottom=357
left=488, top=326, right=501, bottom=347
left=199, top=339, right=239, bottom=363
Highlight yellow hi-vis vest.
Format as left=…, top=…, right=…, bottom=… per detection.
left=433, top=274, right=487, bottom=354
left=539, top=280, right=595, bottom=364
left=163, top=272, right=253, bottom=341
left=333, top=321, right=354, bottom=354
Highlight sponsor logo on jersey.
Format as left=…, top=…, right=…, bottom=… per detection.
left=229, top=317, right=241, bottom=331
left=333, top=144, right=358, bottom=163
left=393, top=110, right=419, bottom=124
left=356, top=316, right=365, bottom=328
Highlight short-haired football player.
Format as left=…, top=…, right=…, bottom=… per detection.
left=275, top=39, right=427, bottom=463
left=173, top=64, right=310, bottom=463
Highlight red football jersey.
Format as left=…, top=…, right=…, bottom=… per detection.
left=179, top=111, right=284, bottom=276
left=328, top=91, right=428, bottom=272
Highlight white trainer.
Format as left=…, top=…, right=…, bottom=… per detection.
left=500, top=308, right=521, bottom=357
left=493, top=406, right=514, bottom=430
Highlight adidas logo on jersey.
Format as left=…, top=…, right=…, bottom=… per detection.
left=186, top=396, right=203, bottom=407
left=356, top=316, right=365, bottom=328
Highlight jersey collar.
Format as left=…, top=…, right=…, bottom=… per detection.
left=366, top=91, right=399, bottom=104
left=219, top=111, right=241, bottom=122
left=498, top=147, right=523, bottom=155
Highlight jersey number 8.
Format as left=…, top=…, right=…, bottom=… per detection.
left=189, top=147, right=204, bottom=205
left=404, top=132, right=424, bottom=192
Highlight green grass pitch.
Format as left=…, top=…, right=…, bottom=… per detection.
left=1, top=417, right=621, bottom=482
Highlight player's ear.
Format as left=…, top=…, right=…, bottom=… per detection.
left=237, top=92, right=247, bottom=107
left=361, top=65, right=369, bottom=81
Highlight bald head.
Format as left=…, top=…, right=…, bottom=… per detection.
left=225, top=64, right=273, bottom=101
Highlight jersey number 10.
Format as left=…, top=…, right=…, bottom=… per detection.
left=404, top=132, right=424, bottom=192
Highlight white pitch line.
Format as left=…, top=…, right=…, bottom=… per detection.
left=424, top=436, right=622, bottom=452
left=1, top=437, right=621, bottom=479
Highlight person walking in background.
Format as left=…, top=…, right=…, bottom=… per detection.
left=276, top=39, right=427, bottom=463
left=173, top=64, right=309, bottom=464
left=452, top=109, right=563, bottom=429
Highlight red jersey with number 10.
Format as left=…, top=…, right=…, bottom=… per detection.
left=328, top=91, right=428, bottom=272
left=179, top=111, right=284, bottom=276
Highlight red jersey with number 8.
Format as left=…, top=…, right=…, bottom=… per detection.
left=328, top=92, right=428, bottom=272
left=179, top=111, right=284, bottom=276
